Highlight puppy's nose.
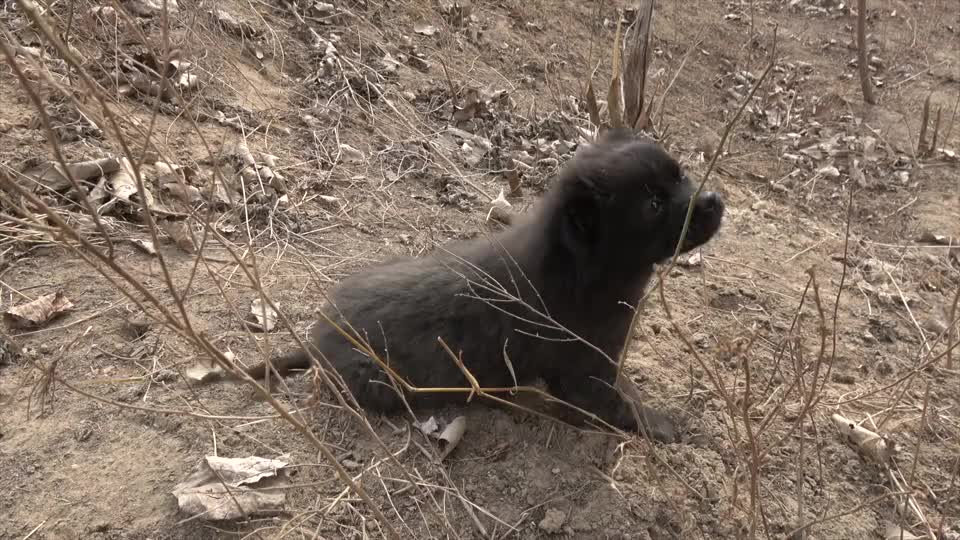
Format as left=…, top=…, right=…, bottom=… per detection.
left=696, top=191, right=724, bottom=215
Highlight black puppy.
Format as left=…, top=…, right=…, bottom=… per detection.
left=244, top=129, right=724, bottom=441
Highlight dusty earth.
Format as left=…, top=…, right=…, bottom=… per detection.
left=0, top=0, right=958, bottom=538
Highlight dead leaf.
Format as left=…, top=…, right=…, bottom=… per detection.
left=109, top=157, right=155, bottom=208
left=414, top=416, right=440, bottom=437
left=621, top=0, right=654, bottom=129
left=0, top=332, right=23, bottom=366
left=207, top=171, right=235, bottom=208
left=122, top=316, right=154, bottom=340
left=172, top=455, right=288, bottom=521
left=127, top=0, right=179, bottom=16
left=4, top=292, right=74, bottom=329
left=606, top=17, right=625, bottom=128
left=22, top=157, right=121, bottom=192
left=485, top=189, right=515, bottom=224
left=163, top=181, right=203, bottom=204
left=338, top=144, right=364, bottom=164
left=505, top=168, right=523, bottom=197
left=860, top=258, right=897, bottom=284
left=818, top=165, right=840, bottom=178
left=413, top=23, right=438, bottom=36
left=487, top=206, right=514, bottom=226
left=882, top=522, right=923, bottom=540
left=246, top=298, right=278, bottom=332
left=208, top=8, right=261, bottom=39
left=318, top=194, right=340, bottom=205
left=680, top=251, right=702, bottom=267
left=916, top=230, right=954, bottom=246
left=438, top=415, right=467, bottom=460
left=185, top=362, right=226, bottom=383
left=129, top=238, right=157, bottom=255
left=831, top=413, right=898, bottom=465
left=161, top=220, right=197, bottom=253
left=584, top=80, right=602, bottom=131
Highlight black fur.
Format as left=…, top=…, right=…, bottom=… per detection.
left=245, top=129, right=725, bottom=442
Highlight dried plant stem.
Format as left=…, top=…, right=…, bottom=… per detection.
left=948, top=282, right=959, bottom=370
left=856, top=0, right=876, bottom=104
left=0, top=174, right=403, bottom=539
left=617, top=27, right=778, bottom=383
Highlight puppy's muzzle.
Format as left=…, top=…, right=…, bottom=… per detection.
left=679, top=191, right=724, bottom=251
left=695, top=191, right=724, bottom=220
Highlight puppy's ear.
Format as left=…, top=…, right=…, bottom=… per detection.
left=597, top=127, right=635, bottom=145
left=560, top=174, right=612, bottom=255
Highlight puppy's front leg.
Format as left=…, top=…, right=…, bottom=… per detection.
left=545, top=370, right=678, bottom=443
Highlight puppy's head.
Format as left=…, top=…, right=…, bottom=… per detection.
left=553, top=129, right=724, bottom=267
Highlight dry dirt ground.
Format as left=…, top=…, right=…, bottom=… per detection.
left=0, top=0, right=958, bottom=539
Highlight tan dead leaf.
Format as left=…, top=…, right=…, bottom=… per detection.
left=246, top=298, right=278, bottom=332
left=505, top=168, right=523, bottom=197
left=4, top=292, right=74, bottom=329
left=490, top=189, right=510, bottom=210
left=414, top=416, right=440, bottom=437
left=882, top=522, right=922, bottom=540
left=916, top=230, right=954, bottom=246
left=382, top=52, right=402, bottom=74
left=172, top=455, right=288, bottom=520
left=22, top=157, right=121, bottom=192
left=318, top=194, right=341, bottom=205
left=259, top=153, right=279, bottom=169
left=485, top=189, right=512, bottom=224
left=0, top=332, right=23, bottom=366
left=245, top=43, right=266, bottom=62
left=338, top=144, right=364, bottom=164
left=584, top=80, right=602, bottom=131
left=163, top=181, right=203, bottom=204
left=234, top=140, right=257, bottom=168
left=126, top=0, right=179, bottom=16
left=109, top=157, right=155, bottom=208
left=122, top=316, right=154, bottom=340
left=438, top=415, right=467, bottom=460
left=413, top=23, right=438, bottom=36
left=185, top=363, right=226, bottom=383
left=129, top=238, right=157, bottom=255
left=487, top=206, right=514, bottom=226
left=87, top=176, right=110, bottom=206
left=161, top=220, right=197, bottom=253
left=207, top=171, right=235, bottom=208
left=621, top=0, right=654, bottom=129
left=209, top=7, right=261, bottom=38
left=831, top=413, right=898, bottom=465
left=174, top=71, right=200, bottom=91
left=606, top=17, right=625, bottom=129
left=680, top=251, right=702, bottom=267
left=311, top=2, right=335, bottom=16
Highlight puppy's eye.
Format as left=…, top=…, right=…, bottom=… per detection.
left=649, top=197, right=663, bottom=214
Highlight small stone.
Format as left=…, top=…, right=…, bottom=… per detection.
left=538, top=508, right=566, bottom=534
left=923, top=317, right=947, bottom=335
left=89, top=522, right=111, bottom=533
left=831, top=373, right=856, bottom=384
left=876, top=359, right=894, bottom=376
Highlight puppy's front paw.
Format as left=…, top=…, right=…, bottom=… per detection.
left=630, top=404, right=679, bottom=443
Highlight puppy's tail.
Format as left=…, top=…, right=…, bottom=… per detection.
left=242, top=347, right=313, bottom=381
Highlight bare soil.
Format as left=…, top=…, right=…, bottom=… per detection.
left=0, top=1, right=958, bottom=539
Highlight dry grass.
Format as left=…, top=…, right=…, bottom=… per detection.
left=0, top=0, right=957, bottom=538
